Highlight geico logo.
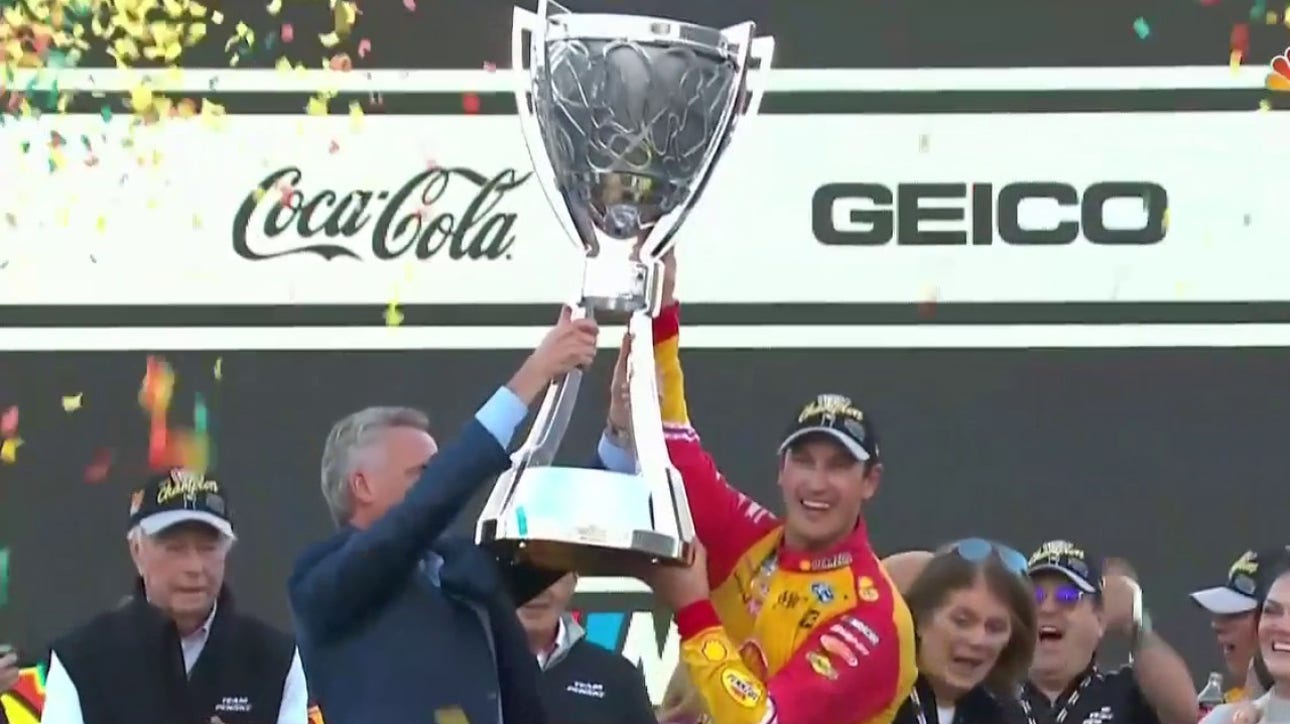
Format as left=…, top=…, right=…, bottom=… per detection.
left=812, top=182, right=1169, bottom=246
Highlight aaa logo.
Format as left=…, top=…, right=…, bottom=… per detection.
left=1267, top=47, right=1290, bottom=92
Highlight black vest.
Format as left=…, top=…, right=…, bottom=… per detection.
left=52, top=583, right=296, bottom=724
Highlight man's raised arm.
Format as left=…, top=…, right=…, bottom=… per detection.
left=598, top=255, right=778, bottom=587
left=288, top=307, right=599, bottom=637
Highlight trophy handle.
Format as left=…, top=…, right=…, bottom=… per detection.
left=511, top=303, right=591, bottom=469
left=627, top=312, right=697, bottom=553
left=512, top=3, right=584, bottom=253
left=741, top=35, right=776, bottom=120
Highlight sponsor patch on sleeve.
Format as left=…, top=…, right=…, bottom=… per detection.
left=819, top=634, right=859, bottom=666
left=700, top=637, right=730, bottom=662
left=806, top=650, right=839, bottom=680
left=720, top=666, right=765, bottom=708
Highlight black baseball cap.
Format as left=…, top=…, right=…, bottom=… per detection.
left=128, top=468, right=235, bottom=539
left=778, top=393, right=881, bottom=463
left=1191, top=546, right=1290, bottom=615
left=1027, top=539, right=1102, bottom=594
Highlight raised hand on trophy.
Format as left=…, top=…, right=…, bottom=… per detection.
left=607, top=251, right=676, bottom=441
left=507, top=305, right=600, bottom=404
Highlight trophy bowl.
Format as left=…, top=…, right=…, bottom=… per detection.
left=476, top=1, right=773, bottom=572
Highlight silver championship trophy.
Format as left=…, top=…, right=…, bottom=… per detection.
left=476, top=0, right=774, bottom=574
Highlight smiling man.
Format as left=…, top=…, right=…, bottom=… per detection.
left=1024, top=540, right=1196, bottom=724
left=1191, top=548, right=1290, bottom=702
left=600, top=256, right=917, bottom=724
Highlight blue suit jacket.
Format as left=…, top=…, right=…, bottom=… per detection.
left=288, top=418, right=567, bottom=724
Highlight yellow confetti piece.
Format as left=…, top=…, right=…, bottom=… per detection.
left=348, top=101, right=364, bottom=130
left=307, top=95, right=330, bottom=115
left=95, top=216, right=107, bottom=233
left=1259, top=98, right=1272, bottom=111
left=1, top=438, right=22, bottom=464
left=319, top=32, right=341, bottom=48
left=1162, top=208, right=1170, bottom=231
left=214, top=357, right=223, bottom=381
left=62, top=393, right=83, bottom=412
left=384, top=302, right=405, bottom=327
left=267, top=0, right=284, bottom=16
left=1230, top=50, right=1243, bottom=73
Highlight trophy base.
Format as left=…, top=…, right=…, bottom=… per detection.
left=476, top=465, right=694, bottom=575
left=490, top=536, right=693, bottom=577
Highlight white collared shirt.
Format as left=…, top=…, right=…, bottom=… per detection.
left=41, top=604, right=310, bottom=724
left=536, top=617, right=568, bottom=670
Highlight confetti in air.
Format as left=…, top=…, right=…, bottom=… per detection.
left=84, top=447, right=114, bottom=483
left=62, top=392, right=83, bottom=412
left=1133, top=17, right=1151, bottom=39
left=0, top=406, right=16, bottom=437
left=0, top=547, right=8, bottom=608
left=0, top=438, right=21, bottom=464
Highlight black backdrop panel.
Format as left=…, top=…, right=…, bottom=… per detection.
left=0, top=345, right=1285, bottom=675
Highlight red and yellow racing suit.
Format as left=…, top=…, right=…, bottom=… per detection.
left=653, top=304, right=918, bottom=724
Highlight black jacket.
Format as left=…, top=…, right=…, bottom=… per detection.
left=538, top=616, right=655, bottom=724
left=895, top=675, right=1029, bottom=724
left=49, top=581, right=296, bottom=724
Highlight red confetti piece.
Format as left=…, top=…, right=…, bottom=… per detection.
left=329, top=54, right=353, bottom=72
left=403, top=0, right=416, bottom=10
left=277, top=182, right=295, bottom=208
left=0, top=407, right=16, bottom=437
left=483, top=61, right=498, bottom=73
left=148, top=420, right=168, bottom=470
left=1231, top=23, right=1250, bottom=55
left=281, top=23, right=295, bottom=43
left=462, top=93, right=481, bottom=114
left=84, top=448, right=115, bottom=484
left=328, top=140, right=341, bottom=153
left=357, top=38, right=371, bottom=58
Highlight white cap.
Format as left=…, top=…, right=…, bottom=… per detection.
left=1189, top=586, right=1257, bottom=615
left=137, top=509, right=235, bottom=540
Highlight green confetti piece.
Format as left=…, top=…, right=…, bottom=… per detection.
left=194, top=394, right=208, bottom=435
left=100, top=104, right=113, bottom=122
left=0, top=547, right=9, bottom=608
left=1133, top=17, right=1151, bottom=39
left=1250, top=1, right=1268, bottom=20
left=18, top=140, right=30, bottom=154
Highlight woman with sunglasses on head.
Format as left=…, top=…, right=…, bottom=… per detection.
left=1202, top=556, right=1290, bottom=724
left=892, top=539, right=1036, bottom=724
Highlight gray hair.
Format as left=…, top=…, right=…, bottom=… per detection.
left=320, top=406, right=430, bottom=526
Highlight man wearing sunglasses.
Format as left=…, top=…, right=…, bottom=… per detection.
left=601, top=255, right=917, bottom=724
left=1024, top=540, right=1197, bottom=724
left=1190, top=547, right=1290, bottom=703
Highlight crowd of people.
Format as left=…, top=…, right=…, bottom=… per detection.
left=0, top=254, right=1287, bottom=724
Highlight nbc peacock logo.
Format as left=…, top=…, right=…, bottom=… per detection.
left=1267, top=47, right=1290, bottom=92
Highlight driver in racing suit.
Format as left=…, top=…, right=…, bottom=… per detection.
left=604, top=257, right=917, bottom=724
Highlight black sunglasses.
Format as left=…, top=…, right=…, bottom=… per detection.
left=949, top=538, right=1029, bottom=574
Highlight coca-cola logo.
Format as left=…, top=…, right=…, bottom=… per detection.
left=232, top=166, right=533, bottom=261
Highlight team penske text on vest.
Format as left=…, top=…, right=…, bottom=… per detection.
left=812, top=182, right=1168, bottom=246
left=232, top=166, right=532, bottom=261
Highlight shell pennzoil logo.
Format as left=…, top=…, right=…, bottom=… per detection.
left=0, top=666, right=325, bottom=723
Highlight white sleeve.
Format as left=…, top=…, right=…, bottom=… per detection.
left=275, top=649, right=309, bottom=724
left=39, top=653, right=85, bottom=724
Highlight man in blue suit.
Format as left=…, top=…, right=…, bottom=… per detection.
left=289, top=307, right=607, bottom=724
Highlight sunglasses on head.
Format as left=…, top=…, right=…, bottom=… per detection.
left=1033, top=582, right=1088, bottom=607
left=949, top=538, right=1029, bottom=574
